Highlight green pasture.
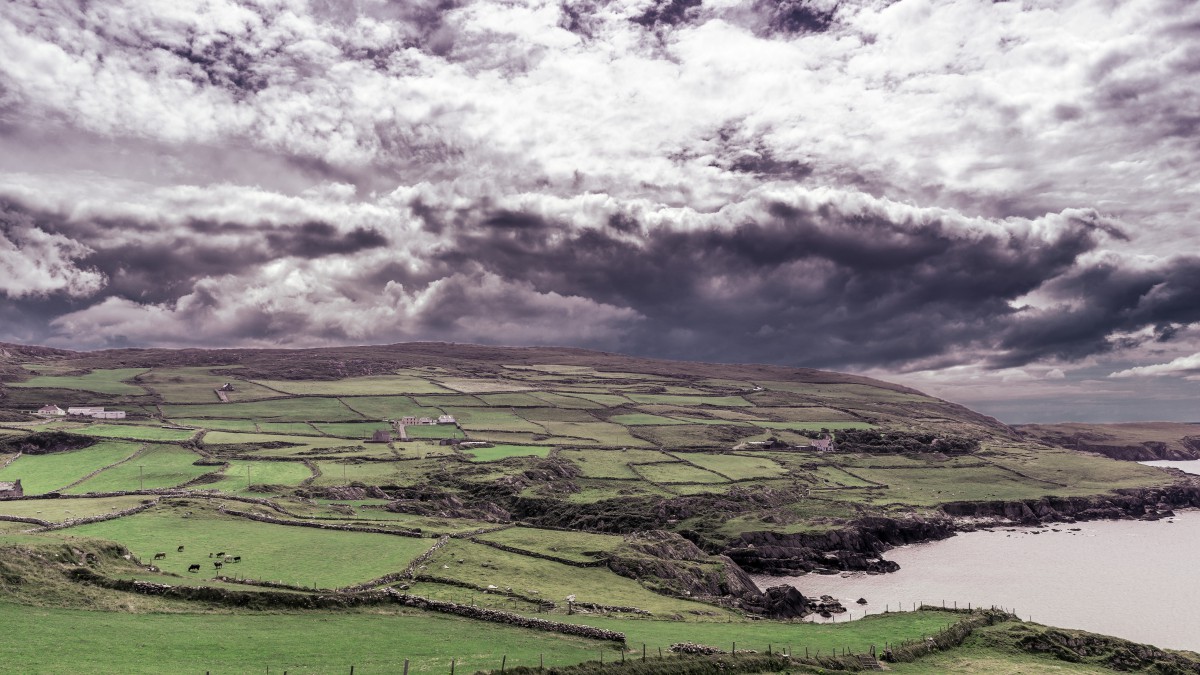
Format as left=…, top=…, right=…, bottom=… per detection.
left=529, top=392, right=605, bottom=409
left=464, top=444, right=553, bottom=462
left=5, top=368, right=149, bottom=395
left=310, top=459, right=440, bottom=487
left=477, top=392, right=548, bottom=407
left=337, top=396, right=440, bottom=420
left=539, top=421, right=649, bottom=446
left=625, top=394, right=751, bottom=407
left=0, top=495, right=150, bottom=523
left=170, top=418, right=259, bottom=432
left=67, top=444, right=210, bottom=493
left=313, top=421, right=392, bottom=438
left=193, top=460, right=313, bottom=493
left=474, top=526, right=623, bottom=563
left=553, top=391, right=631, bottom=406
left=631, top=424, right=752, bottom=449
left=69, top=509, right=434, bottom=587
left=518, top=407, right=600, bottom=423
left=425, top=540, right=728, bottom=617
left=607, top=413, right=686, bottom=426
left=0, top=441, right=142, bottom=494
left=0, top=603, right=617, bottom=674
left=255, top=375, right=451, bottom=396
left=446, top=407, right=545, bottom=432
left=77, top=424, right=197, bottom=442
left=676, top=452, right=788, bottom=480
left=763, top=406, right=863, bottom=422
left=161, top=398, right=362, bottom=422
left=559, top=449, right=674, bottom=479
left=405, top=424, right=463, bottom=439
left=750, top=420, right=874, bottom=431
left=634, top=462, right=728, bottom=484
left=137, top=367, right=278, bottom=403
left=436, top=378, right=533, bottom=393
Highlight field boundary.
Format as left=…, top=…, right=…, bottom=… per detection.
left=54, top=443, right=148, bottom=493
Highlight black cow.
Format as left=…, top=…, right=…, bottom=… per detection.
left=153, top=553, right=166, bottom=560
left=213, top=561, right=223, bottom=570
left=216, top=551, right=226, bottom=557
left=177, top=545, right=185, bottom=552
left=188, top=564, right=200, bottom=573
left=232, top=556, right=241, bottom=563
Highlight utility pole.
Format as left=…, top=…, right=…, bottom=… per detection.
left=247, top=465, right=251, bottom=489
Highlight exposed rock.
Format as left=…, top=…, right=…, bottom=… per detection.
left=605, top=530, right=760, bottom=599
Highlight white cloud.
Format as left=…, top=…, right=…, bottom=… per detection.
left=0, top=222, right=106, bottom=299
left=1110, top=353, right=1200, bottom=379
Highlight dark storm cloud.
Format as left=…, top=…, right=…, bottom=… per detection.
left=428, top=202, right=1137, bottom=369
left=632, top=0, right=703, bottom=29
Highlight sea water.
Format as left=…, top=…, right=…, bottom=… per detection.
left=756, top=510, right=1200, bottom=652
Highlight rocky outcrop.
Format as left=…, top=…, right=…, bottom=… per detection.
left=295, top=485, right=390, bottom=500
left=606, top=530, right=761, bottom=600
left=1018, top=628, right=1200, bottom=673
left=384, top=494, right=510, bottom=522
left=940, top=484, right=1200, bottom=525
left=735, top=584, right=810, bottom=619
left=726, top=515, right=953, bottom=575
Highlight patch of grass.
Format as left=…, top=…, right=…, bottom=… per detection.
left=170, top=418, right=260, bottom=432
left=464, top=445, right=553, bottom=462
left=474, top=526, right=624, bottom=563
left=77, top=424, right=197, bottom=442
left=632, top=424, right=756, bottom=449
left=447, top=408, right=545, bottom=433
left=518, top=408, right=600, bottom=423
left=67, top=445, right=210, bottom=493
left=310, top=459, right=441, bottom=487
left=675, top=453, right=787, bottom=480
left=69, top=507, right=435, bottom=587
left=625, top=394, right=752, bottom=407
left=0, top=441, right=142, bottom=494
left=540, top=421, right=650, bottom=447
left=138, top=368, right=279, bottom=403
left=313, top=422, right=393, bottom=439
left=414, top=395, right=486, bottom=408
left=608, top=413, right=687, bottom=426
left=635, top=463, right=728, bottom=484
left=161, top=398, right=363, bottom=422
left=0, top=495, right=150, bottom=522
left=559, top=449, right=674, bottom=478
left=338, top=396, right=441, bottom=420
left=761, top=406, right=862, bottom=422
left=750, top=420, right=874, bottom=431
left=476, top=393, right=548, bottom=407
left=436, top=378, right=533, bottom=393
left=554, top=392, right=631, bottom=406
left=529, top=392, right=605, bottom=409
left=5, top=368, right=149, bottom=395
left=426, top=540, right=728, bottom=618
left=254, top=375, right=452, bottom=396
left=193, top=460, right=314, bottom=494
left=406, top=424, right=463, bottom=439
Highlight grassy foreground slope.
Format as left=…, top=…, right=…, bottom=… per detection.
left=0, top=342, right=1196, bottom=673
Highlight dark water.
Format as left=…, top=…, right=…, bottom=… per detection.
left=757, top=510, right=1200, bottom=652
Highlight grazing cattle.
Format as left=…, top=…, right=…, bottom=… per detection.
left=213, top=561, right=223, bottom=570
left=208, top=553, right=213, bottom=558
left=177, top=545, right=185, bottom=552
left=153, top=553, right=166, bottom=560
left=232, top=556, right=241, bottom=563
left=216, top=551, right=225, bottom=557
left=188, top=564, right=200, bottom=573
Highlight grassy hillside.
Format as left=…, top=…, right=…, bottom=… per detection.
left=0, top=342, right=1195, bottom=673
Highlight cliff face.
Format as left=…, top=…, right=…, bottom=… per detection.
left=727, top=483, right=1200, bottom=577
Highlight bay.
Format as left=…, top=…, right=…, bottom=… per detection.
left=756, top=510, right=1200, bottom=652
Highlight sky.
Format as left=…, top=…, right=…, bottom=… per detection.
left=1, top=0, right=1199, bottom=424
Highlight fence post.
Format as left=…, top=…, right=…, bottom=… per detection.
left=732, top=641, right=736, bottom=654
left=350, top=667, right=354, bottom=675
left=404, top=659, right=410, bottom=675
left=642, top=644, right=646, bottom=661
left=540, top=654, right=543, bottom=671
left=451, top=658, right=456, bottom=675
left=501, top=655, right=506, bottom=673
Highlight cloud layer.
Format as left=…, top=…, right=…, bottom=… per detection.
left=2, top=0, right=1199, bottom=421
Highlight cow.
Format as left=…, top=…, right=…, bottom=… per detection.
left=232, top=556, right=241, bottom=563
left=213, top=561, right=223, bottom=570
left=153, top=553, right=166, bottom=560
left=188, top=564, right=200, bottom=573
left=177, top=545, right=185, bottom=552
left=208, top=553, right=213, bottom=558
left=216, top=551, right=226, bottom=557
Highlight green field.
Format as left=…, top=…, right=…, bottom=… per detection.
left=137, top=367, right=280, bottom=403
left=254, top=375, right=451, bottom=395
left=634, top=462, right=728, bottom=484
left=0, top=442, right=142, bottom=494
left=313, top=421, right=393, bottom=438
left=608, top=413, right=687, bottom=426
left=750, top=420, right=874, bottom=431
left=67, top=444, right=211, bottom=493
left=625, top=394, right=752, bottom=407
left=70, top=508, right=435, bottom=587
left=464, top=444, right=553, bottom=462
left=76, top=424, right=197, bottom=442
left=5, top=368, right=149, bottom=395
left=475, top=526, right=624, bottom=563
left=0, top=495, right=150, bottom=522
left=447, top=407, right=546, bottom=432
left=162, top=398, right=362, bottom=422
left=195, top=460, right=314, bottom=493
left=676, top=452, right=788, bottom=480
left=405, top=424, right=463, bottom=439
left=559, top=449, right=674, bottom=478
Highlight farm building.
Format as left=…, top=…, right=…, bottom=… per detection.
left=400, top=416, right=418, bottom=426
left=417, top=417, right=435, bottom=425
left=0, top=480, right=23, bottom=498
left=37, top=404, right=66, bottom=416
left=810, top=437, right=834, bottom=452
left=369, top=429, right=392, bottom=443
left=437, top=414, right=456, bottom=425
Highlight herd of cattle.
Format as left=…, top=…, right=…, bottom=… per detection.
left=148, top=545, right=242, bottom=573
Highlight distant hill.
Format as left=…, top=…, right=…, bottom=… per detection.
left=1019, top=422, right=1200, bottom=461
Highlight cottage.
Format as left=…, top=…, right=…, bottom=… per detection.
left=437, top=414, right=457, bottom=425
left=417, top=417, right=436, bottom=425
left=37, top=404, right=66, bottom=416
left=400, top=416, right=418, bottom=426
left=368, top=429, right=392, bottom=443
left=810, top=437, right=834, bottom=452
left=91, top=410, right=126, bottom=420
left=0, top=480, right=23, bottom=498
